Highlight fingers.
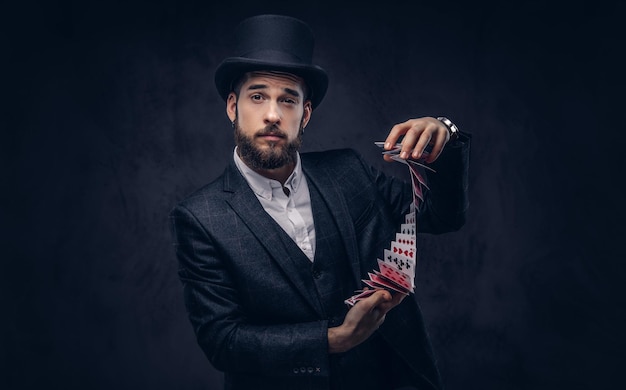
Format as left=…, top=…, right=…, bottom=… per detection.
left=383, top=120, right=411, bottom=152
left=370, top=289, right=392, bottom=305
left=358, top=290, right=391, bottom=312
left=349, top=290, right=390, bottom=321
left=383, top=117, right=450, bottom=163
left=333, top=289, right=401, bottom=353
left=356, top=289, right=407, bottom=318
left=407, top=129, right=431, bottom=160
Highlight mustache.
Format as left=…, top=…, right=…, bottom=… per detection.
left=255, top=125, right=287, bottom=138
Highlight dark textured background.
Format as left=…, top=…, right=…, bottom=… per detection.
left=3, top=1, right=625, bottom=389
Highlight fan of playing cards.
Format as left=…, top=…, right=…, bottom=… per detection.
left=344, top=142, right=435, bottom=306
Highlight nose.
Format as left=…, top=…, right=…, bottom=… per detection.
left=264, top=101, right=281, bottom=125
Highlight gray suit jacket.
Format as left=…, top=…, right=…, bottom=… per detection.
left=170, top=139, right=470, bottom=390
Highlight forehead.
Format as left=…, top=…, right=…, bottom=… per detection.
left=240, top=71, right=306, bottom=92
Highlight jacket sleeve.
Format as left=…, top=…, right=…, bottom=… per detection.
left=419, top=131, right=471, bottom=233
left=169, top=204, right=330, bottom=378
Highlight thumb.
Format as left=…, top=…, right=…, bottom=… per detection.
left=366, top=290, right=392, bottom=310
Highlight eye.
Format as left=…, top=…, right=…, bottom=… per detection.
left=250, top=94, right=263, bottom=101
left=281, top=97, right=297, bottom=105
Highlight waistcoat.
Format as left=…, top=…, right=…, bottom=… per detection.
left=277, top=179, right=395, bottom=390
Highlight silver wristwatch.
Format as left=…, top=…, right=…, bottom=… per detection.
left=437, top=117, right=460, bottom=141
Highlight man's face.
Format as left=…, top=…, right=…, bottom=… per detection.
left=227, top=71, right=312, bottom=170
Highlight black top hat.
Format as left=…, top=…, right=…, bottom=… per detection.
left=214, top=14, right=329, bottom=109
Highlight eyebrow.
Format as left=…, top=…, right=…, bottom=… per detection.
left=283, top=88, right=300, bottom=98
left=246, top=84, right=301, bottom=98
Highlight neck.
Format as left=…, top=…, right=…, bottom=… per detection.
left=235, top=145, right=299, bottom=185
left=252, top=163, right=295, bottom=185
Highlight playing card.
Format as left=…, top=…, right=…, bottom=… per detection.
left=374, top=141, right=431, bottom=160
left=406, top=158, right=436, bottom=172
left=395, top=233, right=415, bottom=247
left=344, top=295, right=359, bottom=306
left=390, top=241, right=415, bottom=262
left=343, top=288, right=377, bottom=306
left=400, top=223, right=416, bottom=236
left=362, top=276, right=397, bottom=293
left=377, top=260, right=412, bottom=292
left=384, top=248, right=414, bottom=273
left=408, top=164, right=429, bottom=188
left=353, top=288, right=377, bottom=299
left=381, top=148, right=401, bottom=155
left=409, top=172, right=424, bottom=204
left=374, top=141, right=402, bottom=150
left=367, top=272, right=408, bottom=295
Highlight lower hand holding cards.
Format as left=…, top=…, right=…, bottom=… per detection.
left=330, top=290, right=406, bottom=353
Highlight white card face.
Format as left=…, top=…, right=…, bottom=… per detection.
left=383, top=249, right=415, bottom=278
left=400, top=223, right=416, bottom=236
left=405, top=211, right=416, bottom=224
left=395, top=233, right=416, bottom=247
left=391, top=240, right=416, bottom=262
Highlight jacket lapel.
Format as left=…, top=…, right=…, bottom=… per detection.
left=301, top=156, right=363, bottom=288
left=222, top=163, right=325, bottom=316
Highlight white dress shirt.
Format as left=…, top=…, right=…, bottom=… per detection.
left=233, top=148, right=316, bottom=261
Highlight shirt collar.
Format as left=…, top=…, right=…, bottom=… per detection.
left=233, top=147, right=303, bottom=200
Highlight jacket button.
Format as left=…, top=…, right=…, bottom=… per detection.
left=307, top=366, right=314, bottom=373
left=300, top=366, right=306, bottom=373
left=293, top=367, right=299, bottom=374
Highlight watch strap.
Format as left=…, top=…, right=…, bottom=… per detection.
left=437, top=116, right=460, bottom=142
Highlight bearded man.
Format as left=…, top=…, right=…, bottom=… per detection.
left=170, top=14, right=470, bottom=390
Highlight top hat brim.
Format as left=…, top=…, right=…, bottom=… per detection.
left=214, top=57, right=329, bottom=109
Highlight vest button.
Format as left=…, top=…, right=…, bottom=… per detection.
left=312, top=269, right=321, bottom=279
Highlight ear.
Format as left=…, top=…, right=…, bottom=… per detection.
left=226, top=92, right=237, bottom=122
left=301, top=100, right=312, bottom=128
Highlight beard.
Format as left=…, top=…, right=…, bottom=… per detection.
left=234, top=120, right=304, bottom=170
